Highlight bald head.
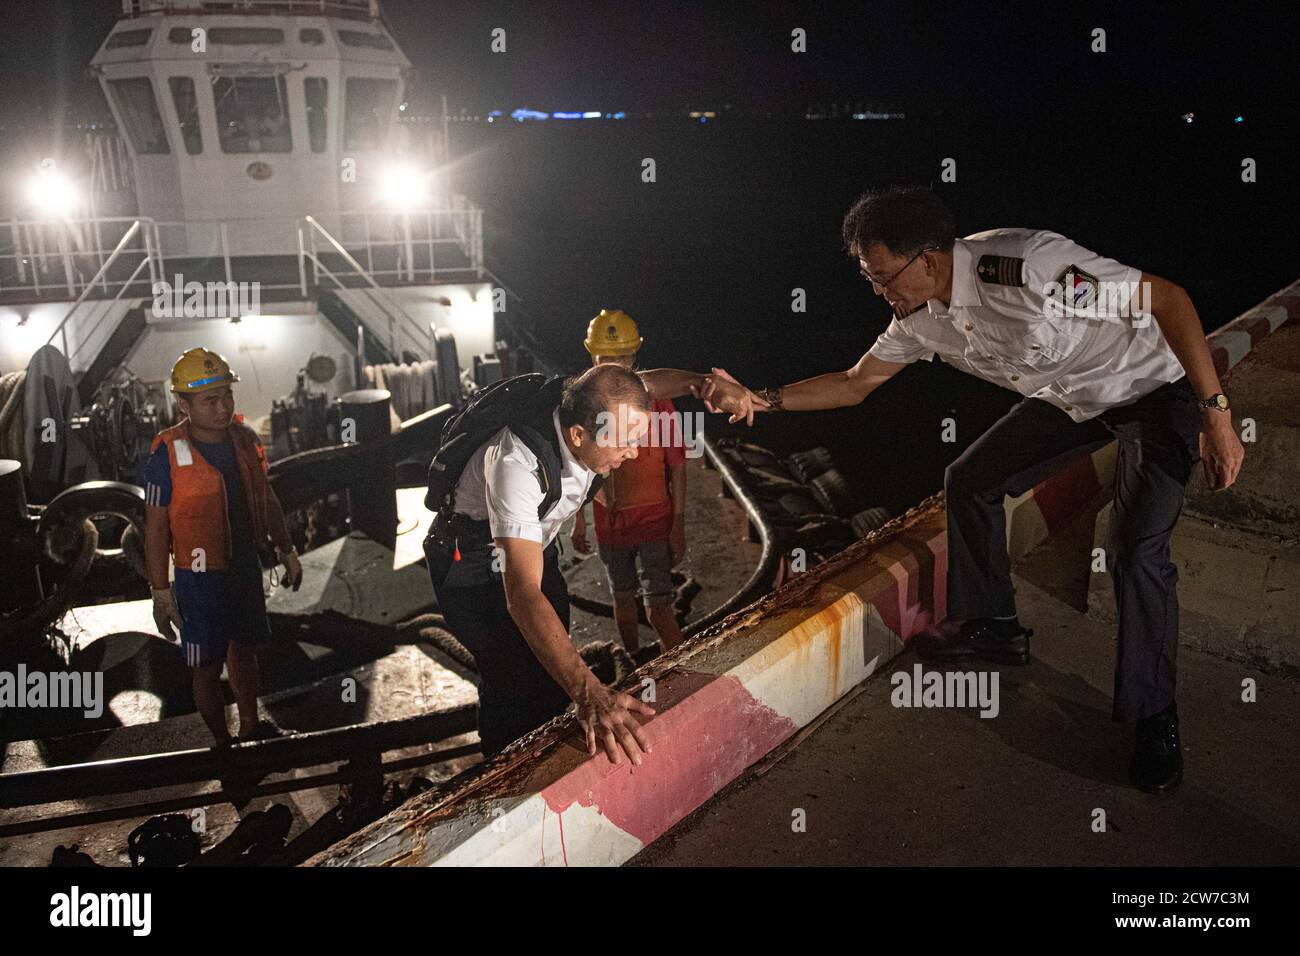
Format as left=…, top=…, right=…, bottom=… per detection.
left=558, top=364, right=652, bottom=475
left=559, top=363, right=650, bottom=437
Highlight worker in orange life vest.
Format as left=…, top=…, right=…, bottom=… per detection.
left=143, top=348, right=303, bottom=746
left=570, top=311, right=686, bottom=653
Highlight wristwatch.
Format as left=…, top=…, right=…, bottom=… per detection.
left=1198, top=393, right=1230, bottom=412
left=755, top=386, right=785, bottom=411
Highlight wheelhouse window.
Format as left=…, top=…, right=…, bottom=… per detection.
left=304, top=78, right=328, bottom=153
left=106, top=28, right=152, bottom=49
left=168, top=77, right=203, bottom=155
left=344, top=78, right=397, bottom=151
left=212, top=75, right=292, bottom=153
left=300, top=28, right=325, bottom=45
left=107, top=77, right=170, bottom=154
left=337, top=30, right=394, bottom=51
left=169, top=27, right=283, bottom=45
left=208, top=28, right=285, bottom=44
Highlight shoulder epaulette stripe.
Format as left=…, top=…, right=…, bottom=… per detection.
left=976, top=254, right=1025, bottom=286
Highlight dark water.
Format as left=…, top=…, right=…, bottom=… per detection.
left=453, top=115, right=1296, bottom=516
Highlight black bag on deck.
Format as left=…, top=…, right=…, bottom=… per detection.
left=425, top=373, right=603, bottom=524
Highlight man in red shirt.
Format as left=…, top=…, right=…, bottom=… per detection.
left=571, top=310, right=686, bottom=653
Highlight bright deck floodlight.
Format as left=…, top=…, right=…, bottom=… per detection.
left=377, top=163, right=432, bottom=209
left=24, top=162, right=79, bottom=217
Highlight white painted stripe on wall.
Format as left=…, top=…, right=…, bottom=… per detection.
left=1259, top=304, right=1289, bottom=332
left=731, top=595, right=858, bottom=725
left=1218, top=329, right=1254, bottom=370
left=432, top=797, right=642, bottom=868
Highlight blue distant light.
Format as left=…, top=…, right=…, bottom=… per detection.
left=612, top=111, right=625, bottom=120
left=488, top=110, right=502, bottom=117
left=582, top=111, right=602, bottom=119
left=1234, top=115, right=1244, bottom=123
left=552, top=111, right=583, bottom=120
left=511, top=108, right=549, bottom=122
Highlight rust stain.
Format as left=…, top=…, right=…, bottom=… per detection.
left=827, top=613, right=842, bottom=696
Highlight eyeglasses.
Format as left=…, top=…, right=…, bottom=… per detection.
left=859, top=247, right=938, bottom=289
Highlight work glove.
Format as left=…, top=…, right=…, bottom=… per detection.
left=151, top=586, right=183, bottom=643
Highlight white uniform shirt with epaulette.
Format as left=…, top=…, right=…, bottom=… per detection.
left=453, top=409, right=596, bottom=546
left=867, top=229, right=1185, bottom=422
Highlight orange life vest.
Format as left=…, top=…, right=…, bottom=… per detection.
left=149, top=420, right=274, bottom=570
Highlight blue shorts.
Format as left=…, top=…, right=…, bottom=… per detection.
left=173, top=561, right=272, bottom=668
left=598, top=539, right=675, bottom=608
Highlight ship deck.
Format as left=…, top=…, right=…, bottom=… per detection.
left=0, top=456, right=760, bottom=866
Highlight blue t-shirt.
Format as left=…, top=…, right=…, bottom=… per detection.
left=144, top=434, right=260, bottom=573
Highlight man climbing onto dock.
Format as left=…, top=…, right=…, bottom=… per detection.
left=423, top=360, right=760, bottom=761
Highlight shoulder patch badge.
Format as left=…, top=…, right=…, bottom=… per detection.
left=1048, top=264, right=1099, bottom=311
left=976, top=255, right=1025, bottom=286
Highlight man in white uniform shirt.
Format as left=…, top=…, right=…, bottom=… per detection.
left=425, top=363, right=760, bottom=763
left=704, top=186, right=1244, bottom=792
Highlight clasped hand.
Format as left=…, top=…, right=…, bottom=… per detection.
left=692, top=367, right=768, bottom=425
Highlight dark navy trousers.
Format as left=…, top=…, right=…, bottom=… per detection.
left=426, top=536, right=573, bottom=755
left=944, top=378, right=1203, bottom=721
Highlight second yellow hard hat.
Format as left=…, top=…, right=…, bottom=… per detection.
left=584, top=309, right=642, bottom=356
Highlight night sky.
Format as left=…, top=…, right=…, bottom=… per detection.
left=0, top=1, right=1293, bottom=513
left=0, top=1, right=1294, bottom=125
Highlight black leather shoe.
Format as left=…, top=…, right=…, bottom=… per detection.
left=915, top=619, right=1032, bottom=666
left=1130, top=702, right=1183, bottom=793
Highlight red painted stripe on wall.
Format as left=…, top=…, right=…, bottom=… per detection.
left=869, top=533, right=947, bottom=640
left=541, top=670, right=797, bottom=848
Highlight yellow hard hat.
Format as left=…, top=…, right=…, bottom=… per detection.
left=170, top=347, right=240, bottom=394
left=584, top=309, right=642, bottom=357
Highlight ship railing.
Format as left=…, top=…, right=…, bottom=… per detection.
left=323, top=206, right=484, bottom=285
left=301, top=214, right=431, bottom=360
left=1, top=203, right=484, bottom=307
left=34, top=217, right=163, bottom=368
left=120, top=0, right=380, bottom=19
left=0, top=215, right=158, bottom=302
left=0, top=706, right=478, bottom=836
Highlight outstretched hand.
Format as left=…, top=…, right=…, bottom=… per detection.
left=693, top=367, right=768, bottom=425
